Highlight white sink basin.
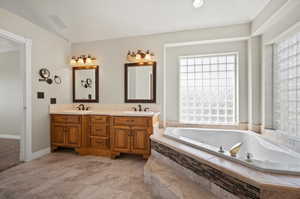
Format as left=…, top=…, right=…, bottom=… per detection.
left=121, top=111, right=155, bottom=116
left=62, top=110, right=92, bottom=114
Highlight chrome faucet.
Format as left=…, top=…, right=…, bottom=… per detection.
left=229, top=142, right=242, bottom=157
left=246, top=152, right=252, bottom=162
left=218, top=146, right=224, bottom=153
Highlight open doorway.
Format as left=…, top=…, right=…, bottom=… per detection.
left=0, top=38, right=22, bottom=171
left=0, top=29, right=32, bottom=171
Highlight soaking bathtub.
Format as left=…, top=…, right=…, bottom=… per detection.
left=164, top=127, right=300, bottom=175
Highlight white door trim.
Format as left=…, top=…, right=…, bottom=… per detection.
left=0, top=28, right=32, bottom=162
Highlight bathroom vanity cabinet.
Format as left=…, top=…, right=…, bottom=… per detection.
left=50, top=114, right=159, bottom=159
left=110, top=117, right=154, bottom=159
left=51, top=115, right=82, bottom=151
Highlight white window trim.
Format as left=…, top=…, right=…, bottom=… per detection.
left=178, top=52, right=239, bottom=125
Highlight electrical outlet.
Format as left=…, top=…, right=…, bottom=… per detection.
left=50, top=98, right=57, bottom=104
left=37, top=92, right=44, bottom=99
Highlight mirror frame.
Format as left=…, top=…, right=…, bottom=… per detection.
left=124, top=62, right=156, bottom=103
left=73, top=65, right=99, bottom=103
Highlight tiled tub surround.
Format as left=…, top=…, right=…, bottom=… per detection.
left=165, top=128, right=300, bottom=175
left=150, top=130, right=300, bottom=199
left=144, top=151, right=218, bottom=199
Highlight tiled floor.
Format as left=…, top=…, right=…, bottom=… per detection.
left=0, top=138, right=20, bottom=172
left=0, top=152, right=153, bottom=199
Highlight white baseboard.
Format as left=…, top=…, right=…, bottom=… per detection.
left=28, top=147, right=50, bottom=161
left=0, top=134, right=20, bottom=140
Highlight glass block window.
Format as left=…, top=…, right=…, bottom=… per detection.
left=273, top=32, right=300, bottom=137
left=179, top=53, right=237, bottom=124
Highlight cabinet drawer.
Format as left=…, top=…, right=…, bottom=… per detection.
left=113, top=117, right=149, bottom=127
left=91, top=138, right=109, bottom=149
left=91, top=125, right=108, bottom=137
left=67, top=115, right=81, bottom=123
left=91, top=116, right=107, bottom=124
left=52, top=115, right=66, bottom=123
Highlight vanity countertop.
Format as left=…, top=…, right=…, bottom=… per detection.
left=49, top=110, right=160, bottom=117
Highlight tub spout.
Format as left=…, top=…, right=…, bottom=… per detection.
left=229, top=142, right=242, bottom=157
left=218, top=146, right=224, bottom=153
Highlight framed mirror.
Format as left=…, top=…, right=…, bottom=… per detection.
left=125, top=62, right=156, bottom=103
left=73, top=66, right=99, bottom=103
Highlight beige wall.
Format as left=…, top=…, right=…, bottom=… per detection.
left=72, top=23, right=251, bottom=121
left=0, top=8, right=72, bottom=152
left=248, top=36, right=262, bottom=127
left=0, top=50, right=21, bottom=136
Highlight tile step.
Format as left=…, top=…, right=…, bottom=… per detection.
left=144, top=155, right=218, bottom=199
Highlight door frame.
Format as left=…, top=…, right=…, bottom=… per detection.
left=0, top=28, right=32, bottom=162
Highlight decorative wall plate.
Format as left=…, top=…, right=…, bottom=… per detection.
left=54, top=75, right=62, bottom=84
left=39, top=68, right=51, bottom=79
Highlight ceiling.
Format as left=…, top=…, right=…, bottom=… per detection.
left=0, top=0, right=270, bottom=43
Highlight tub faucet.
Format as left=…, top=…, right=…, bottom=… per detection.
left=229, top=142, right=243, bottom=157
left=246, top=153, right=252, bottom=162
left=218, top=146, right=224, bottom=153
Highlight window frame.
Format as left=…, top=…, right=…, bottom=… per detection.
left=178, top=52, right=239, bottom=125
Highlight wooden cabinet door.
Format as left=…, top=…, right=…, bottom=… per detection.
left=131, top=127, right=150, bottom=154
left=52, top=124, right=65, bottom=145
left=65, top=124, right=81, bottom=147
left=111, top=126, right=131, bottom=153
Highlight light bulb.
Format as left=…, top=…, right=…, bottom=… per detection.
left=70, top=56, right=76, bottom=65
left=78, top=57, right=84, bottom=64
left=193, top=0, right=204, bottom=8
left=136, top=53, right=141, bottom=60
left=145, top=51, right=151, bottom=60
left=86, top=57, right=92, bottom=64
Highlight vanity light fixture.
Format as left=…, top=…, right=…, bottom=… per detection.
left=193, top=0, right=204, bottom=8
left=126, top=50, right=155, bottom=63
left=70, top=55, right=98, bottom=67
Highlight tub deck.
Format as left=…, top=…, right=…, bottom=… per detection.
left=151, top=129, right=300, bottom=199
